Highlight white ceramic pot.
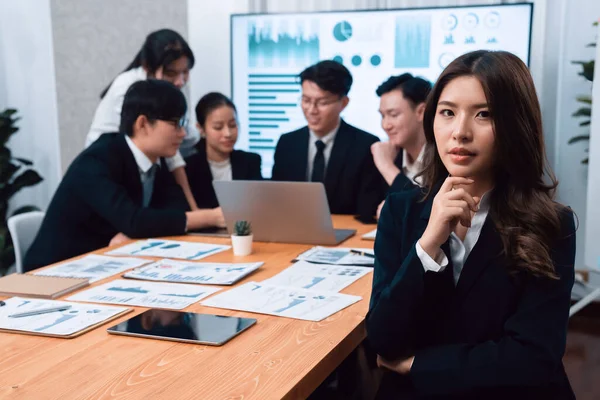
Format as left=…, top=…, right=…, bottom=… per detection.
left=231, top=234, right=253, bottom=256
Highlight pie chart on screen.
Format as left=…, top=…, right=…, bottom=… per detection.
left=333, top=21, right=353, bottom=41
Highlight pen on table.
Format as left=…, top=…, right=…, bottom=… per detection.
left=8, top=305, right=72, bottom=318
left=350, top=249, right=375, bottom=258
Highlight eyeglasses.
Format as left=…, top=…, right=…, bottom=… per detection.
left=157, top=115, right=188, bottom=128
left=301, top=96, right=341, bottom=109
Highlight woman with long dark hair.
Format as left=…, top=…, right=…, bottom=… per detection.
left=367, top=50, right=576, bottom=399
left=87, top=29, right=199, bottom=210
left=185, top=92, right=262, bottom=222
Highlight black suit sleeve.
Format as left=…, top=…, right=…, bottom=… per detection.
left=153, top=164, right=190, bottom=211
left=356, top=140, right=387, bottom=218
left=247, top=153, right=263, bottom=180
left=389, top=173, right=415, bottom=193
left=71, top=154, right=187, bottom=238
left=408, top=213, right=575, bottom=395
left=366, top=193, right=429, bottom=360
left=184, top=153, right=211, bottom=207
left=368, top=197, right=577, bottom=396
left=271, top=136, right=285, bottom=180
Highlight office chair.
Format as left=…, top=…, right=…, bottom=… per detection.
left=570, top=271, right=600, bottom=317
left=7, top=211, right=45, bottom=273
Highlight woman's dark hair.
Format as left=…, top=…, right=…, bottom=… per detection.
left=100, top=29, right=195, bottom=98
left=195, top=92, right=237, bottom=128
left=119, top=79, right=187, bottom=136
left=376, top=73, right=432, bottom=107
left=299, top=60, right=353, bottom=97
left=421, top=50, right=568, bottom=280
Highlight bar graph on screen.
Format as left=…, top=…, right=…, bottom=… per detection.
left=248, top=20, right=320, bottom=68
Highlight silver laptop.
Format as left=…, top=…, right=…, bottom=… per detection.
left=213, top=181, right=356, bottom=245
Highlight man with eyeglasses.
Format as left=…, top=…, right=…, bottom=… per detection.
left=24, top=80, right=214, bottom=272
left=271, top=60, right=385, bottom=220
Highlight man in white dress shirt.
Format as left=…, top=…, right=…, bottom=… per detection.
left=371, top=73, right=432, bottom=218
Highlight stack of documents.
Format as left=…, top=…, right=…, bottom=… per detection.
left=0, top=297, right=130, bottom=338
left=68, top=279, right=221, bottom=310
left=107, top=239, right=230, bottom=260
left=263, top=261, right=371, bottom=292
left=202, top=282, right=361, bottom=321
left=124, top=259, right=263, bottom=285
left=296, top=246, right=375, bottom=265
left=34, top=255, right=149, bottom=283
left=202, top=261, right=372, bottom=321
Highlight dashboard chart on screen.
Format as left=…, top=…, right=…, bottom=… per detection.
left=231, top=4, right=533, bottom=177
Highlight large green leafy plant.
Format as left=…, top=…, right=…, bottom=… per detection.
left=0, top=109, right=43, bottom=275
left=569, top=21, right=598, bottom=164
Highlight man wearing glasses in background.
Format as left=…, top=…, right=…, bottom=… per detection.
left=271, top=60, right=385, bottom=221
left=24, top=80, right=213, bottom=272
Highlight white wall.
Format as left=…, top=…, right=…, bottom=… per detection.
left=51, top=0, right=188, bottom=172
left=553, top=0, right=600, bottom=270
left=187, top=0, right=250, bottom=127
left=247, top=0, right=503, bottom=13
left=585, top=21, right=600, bottom=272
left=0, top=18, right=6, bottom=109
left=0, top=0, right=62, bottom=213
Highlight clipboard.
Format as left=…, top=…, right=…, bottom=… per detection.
left=0, top=297, right=133, bottom=339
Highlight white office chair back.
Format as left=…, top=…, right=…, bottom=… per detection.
left=7, top=211, right=45, bottom=273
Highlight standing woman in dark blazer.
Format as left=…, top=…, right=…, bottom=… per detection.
left=185, top=93, right=262, bottom=220
left=367, top=50, right=576, bottom=399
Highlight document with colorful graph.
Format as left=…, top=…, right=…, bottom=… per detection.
left=263, top=261, right=371, bottom=292
left=124, top=259, right=263, bottom=285
left=201, top=282, right=361, bottom=321
left=68, top=279, right=221, bottom=310
left=106, top=239, right=230, bottom=260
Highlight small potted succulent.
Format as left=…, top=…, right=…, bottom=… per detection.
left=231, top=220, right=253, bottom=256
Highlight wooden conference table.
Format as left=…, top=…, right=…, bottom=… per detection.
left=0, top=216, right=376, bottom=400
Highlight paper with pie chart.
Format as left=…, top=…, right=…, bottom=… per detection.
left=201, top=282, right=361, bottom=321
left=68, top=280, right=221, bottom=310
left=263, top=261, right=372, bottom=293
left=0, top=297, right=130, bottom=337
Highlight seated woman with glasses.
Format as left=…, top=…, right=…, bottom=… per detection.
left=184, top=92, right=262, bottom=228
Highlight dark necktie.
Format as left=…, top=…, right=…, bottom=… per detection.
left=311, top=139, right=326, bottom=182
left=142, top=164, right=158, bottom=207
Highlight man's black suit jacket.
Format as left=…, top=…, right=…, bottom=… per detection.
left=24, top=133, right=188, bottom=271
left=389, top=150, right=416, bottom=193
left=271, top=119, right=385, bottom=218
